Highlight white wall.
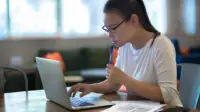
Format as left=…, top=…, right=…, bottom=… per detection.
left=0, top=37, right=110, bottom=66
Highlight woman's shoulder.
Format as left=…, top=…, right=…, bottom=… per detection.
left=153, top=34, right=176, bottom=54
left=153, top=35, right=174, bottom=48
left=154, top=35, right=170, bottom=43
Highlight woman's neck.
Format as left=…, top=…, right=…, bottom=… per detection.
left=130, top=29, right=154, bottom=49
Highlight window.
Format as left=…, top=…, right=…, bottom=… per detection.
left=1, top=0, right=168, bottom=39
left=183, top=0, right=196, bottom=35
left=144, top=0, right=167, bottom=34
left=61, top=0, right=107, bottom=37
left=9, top=0, right=57, bottom=37
left=0, top=0, right=7, bottom=39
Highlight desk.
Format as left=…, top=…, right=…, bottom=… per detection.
left=0, top=90, right=199, bottom=112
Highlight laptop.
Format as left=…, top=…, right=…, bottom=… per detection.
left=35, top=57, right=114, bottom=110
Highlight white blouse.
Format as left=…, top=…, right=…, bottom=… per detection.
left=115, top=35, right=183, bottom=106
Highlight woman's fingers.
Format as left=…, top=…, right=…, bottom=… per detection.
left=68, top=86, right=75, bottom=96
left=106, top=67, right=110, bottom=74
left=106, top=67, right=110, bottom=78
left=80, top=90, right=89, bottom=97
left=72, top=87, right=80, bottom=97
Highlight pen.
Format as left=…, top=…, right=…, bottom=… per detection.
left=109, top=45, right=114, bottom=64
left=106, top=45, right=114, bottom=78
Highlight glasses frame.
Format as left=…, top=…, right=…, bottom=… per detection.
left=102, top=15, right=130, bottom=32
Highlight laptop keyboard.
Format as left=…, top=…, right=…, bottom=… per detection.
left=70, top=97, right=94, bottom=107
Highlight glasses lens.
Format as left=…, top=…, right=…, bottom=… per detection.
left=102, top=26, right=109, bottom=32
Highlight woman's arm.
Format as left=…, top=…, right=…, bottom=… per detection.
left=90, top=79, right=121, bottom=94
left=123, top=75, right=164, bottom=102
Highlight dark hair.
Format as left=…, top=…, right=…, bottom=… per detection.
left=104, top=0, right=160, bottom=47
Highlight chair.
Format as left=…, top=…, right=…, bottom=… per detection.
left=0, top=66, right=29, bottom=94
left=179, top=63, right=200, bottom=109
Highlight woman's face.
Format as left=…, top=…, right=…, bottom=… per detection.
left=103, top=12, right=137, bottom=47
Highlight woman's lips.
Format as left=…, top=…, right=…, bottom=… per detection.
left=112, top=41, right=118, bottom=44
left=112, top=41, right=119, bottom=46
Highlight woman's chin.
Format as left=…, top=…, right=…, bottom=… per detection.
left=112, top=42, right=119, bottom=47
left=116, top=42, right=126, bottom=48
left=112, top=41, right=125, bottom=47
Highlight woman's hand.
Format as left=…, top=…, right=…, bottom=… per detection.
left=68, top=83, right=93, bottom=97
left=106, top=64, right=128, bottom=84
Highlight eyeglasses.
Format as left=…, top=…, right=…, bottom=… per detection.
left=102, top=16, right=130, bottom=33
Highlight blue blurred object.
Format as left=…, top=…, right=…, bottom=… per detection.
left=177, top=65, right=182, bottom=80
left=170, top=39, right=200, bottom=64
left=170, top=39, right=200, bottom=80
left=109, top=45, right=114, bottom=64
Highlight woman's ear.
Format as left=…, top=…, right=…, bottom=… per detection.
left=130, top=14, right=139, bottom=26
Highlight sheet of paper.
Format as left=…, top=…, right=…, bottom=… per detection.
left=112, top=100, right=160, bottom=105
left=102, top=101, right=165, bottom=112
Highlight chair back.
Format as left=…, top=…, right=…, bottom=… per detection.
left=179, top=63, right=200, bottom=109
left=0, top=68, right=5, bottom=94
left=0, top=67, right=28, bottom=94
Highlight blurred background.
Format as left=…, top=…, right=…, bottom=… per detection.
left=0, top=0, right=199, bottom=66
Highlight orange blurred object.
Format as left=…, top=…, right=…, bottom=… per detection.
left=180, top=48, right=190, bottom=55
left=112, top=48, right=118, bottom=65
left=43, top=52, right=66, bottom=72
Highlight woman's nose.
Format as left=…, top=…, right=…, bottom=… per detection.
left=108, top=32, right=114, bottom=39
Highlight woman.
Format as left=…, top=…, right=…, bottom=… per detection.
left=69, top=0, right=183, bottom=106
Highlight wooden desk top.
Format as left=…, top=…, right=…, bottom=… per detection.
left=0, top=90, right=199, bottom=112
